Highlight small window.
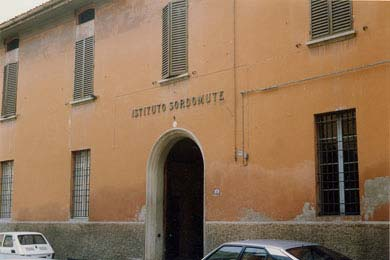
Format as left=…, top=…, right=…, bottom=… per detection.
left=310, top=0, right=353, bottom=39
left=3, top=236, right=13, bottom=247
left=1, top=63, right=19, bottom=118
left=206, top=246, right=243, bottom=260
left=78, top=9, right=95, bottom=24
left=6, top=39, right=19, bottom=52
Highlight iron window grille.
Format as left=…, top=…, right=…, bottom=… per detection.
left=310, top=0, right=353, bottom=39
left=1, top=63, right=18, bottom=118
left=315, top=109, right=360, bottom=216
left=162, top=0, right=188, bottom=79
left=0, top=161, right=14, bottom=219
left=72, top=150, right=91, bottom=218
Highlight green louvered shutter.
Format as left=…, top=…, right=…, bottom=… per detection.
left=170, top=0, right=187, bottom=76
left=83, top=36, right=95, bottom=97
left=1, top=63, right=18, bottom=117
left=331, top=0, right=352, bottom=34
left=162, top=4, right=170, bottom=79
left=162, top=0, right=187, bottom=79
left=74, top=40, right=84, bottom=100
left=311, top=0, right=330, bottom=39
left=311, top=0, right=353, bottom=40
left=73, top=36, right=94, bottom=100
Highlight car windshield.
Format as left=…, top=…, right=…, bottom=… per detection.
left=18, top=234, right=47, bottom=245
left=287, top=245, right=351, bottom=260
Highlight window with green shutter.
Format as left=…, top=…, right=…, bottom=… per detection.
left=162, top=0, right=188, bottom=79
left=1, top=63, right=18, bottom=118
left=73, top=36, right=95, bottom=101
left=310, top=0, right=353, bottom=40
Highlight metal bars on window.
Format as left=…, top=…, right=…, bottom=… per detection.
left=74, top=36, right=94, bottom=101
left=310, top=0, right=353, bottom=39
left=316, top=109, right=360, bottom=216
left=0, top=161, right=13, bottom=219
left=162, top=0, right=188, bottom=79
left=72, top=150, right=91, bottom=218
left=1, top=63, right=18, bottom=118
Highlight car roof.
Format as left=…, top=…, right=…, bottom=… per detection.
left=0, top=232, right=43, bottom=236
left=222, top=239, right=318, bottom=250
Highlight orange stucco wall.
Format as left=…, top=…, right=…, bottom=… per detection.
left=0, top=0, right=388, bottom=222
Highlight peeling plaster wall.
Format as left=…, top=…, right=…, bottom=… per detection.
left=294, top=202, right=316, bottom=221
left=363, top=177, right=390, bottom=220
left=135, top=205, right=146, bottom=222
left=239, top=208, right=273, bottom=222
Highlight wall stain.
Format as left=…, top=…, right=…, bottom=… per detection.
left=362, top=176, right=390, bottom=220
left=294, top=202, right=316, bottom=221
left=239, top=208, right=273, bottom=222
left=135, top=205, right=146, bottom=222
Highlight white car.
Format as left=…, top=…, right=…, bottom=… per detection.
left=202, top=239, right=351, bottom=260
left=0, top=232, right=55, bottom=259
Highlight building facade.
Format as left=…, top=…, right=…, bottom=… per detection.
left=0, top=0, right=389, bottom=259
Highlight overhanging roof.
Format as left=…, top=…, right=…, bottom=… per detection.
left=0, top=0, right=99, bottom=42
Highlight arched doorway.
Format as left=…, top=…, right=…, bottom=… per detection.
left=164, top=138, right=204, bottom=260
left=145, top=129, right=205, bottom=260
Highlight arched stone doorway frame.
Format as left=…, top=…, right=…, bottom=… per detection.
left=145, top=128, right=205, bottom=260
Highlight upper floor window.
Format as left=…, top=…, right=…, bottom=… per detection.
left=162, top=0, right=188, bottom=79
left=73, top=36, right=95, bottom=101
left=1, top=63, right=19, bottom=119
left=310, top=0, right=353, bottom=40
left=73, top=8, right=95, bottom=103
left=78, top=9, right=95, bottom=24
left=6, top=39, right=19, bottom=52
left=1, top=38, right=19, bottom=120
left=315, top=109, right=360, bottom=216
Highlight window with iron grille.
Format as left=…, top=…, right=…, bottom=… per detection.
left=74, top=36, right=95, bottom=101
left=0, top=161, right=14, bottom=219
left=162, top=0, right=188, bottom=79
left=310, top=0, right=353, bottom=39
left=315, top=109, right=360, bottom=216
left=1, top=63, right=18, bottom=118
left=72, top=150, right=91, bottom=218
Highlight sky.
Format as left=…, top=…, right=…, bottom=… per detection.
left=0, top=0, right=50, bottom=23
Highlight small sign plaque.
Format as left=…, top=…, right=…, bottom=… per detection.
left=212, top=188, right=221, bottom=196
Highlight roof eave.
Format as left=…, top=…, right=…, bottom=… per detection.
left=0, top=0, right=71, bottom=33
